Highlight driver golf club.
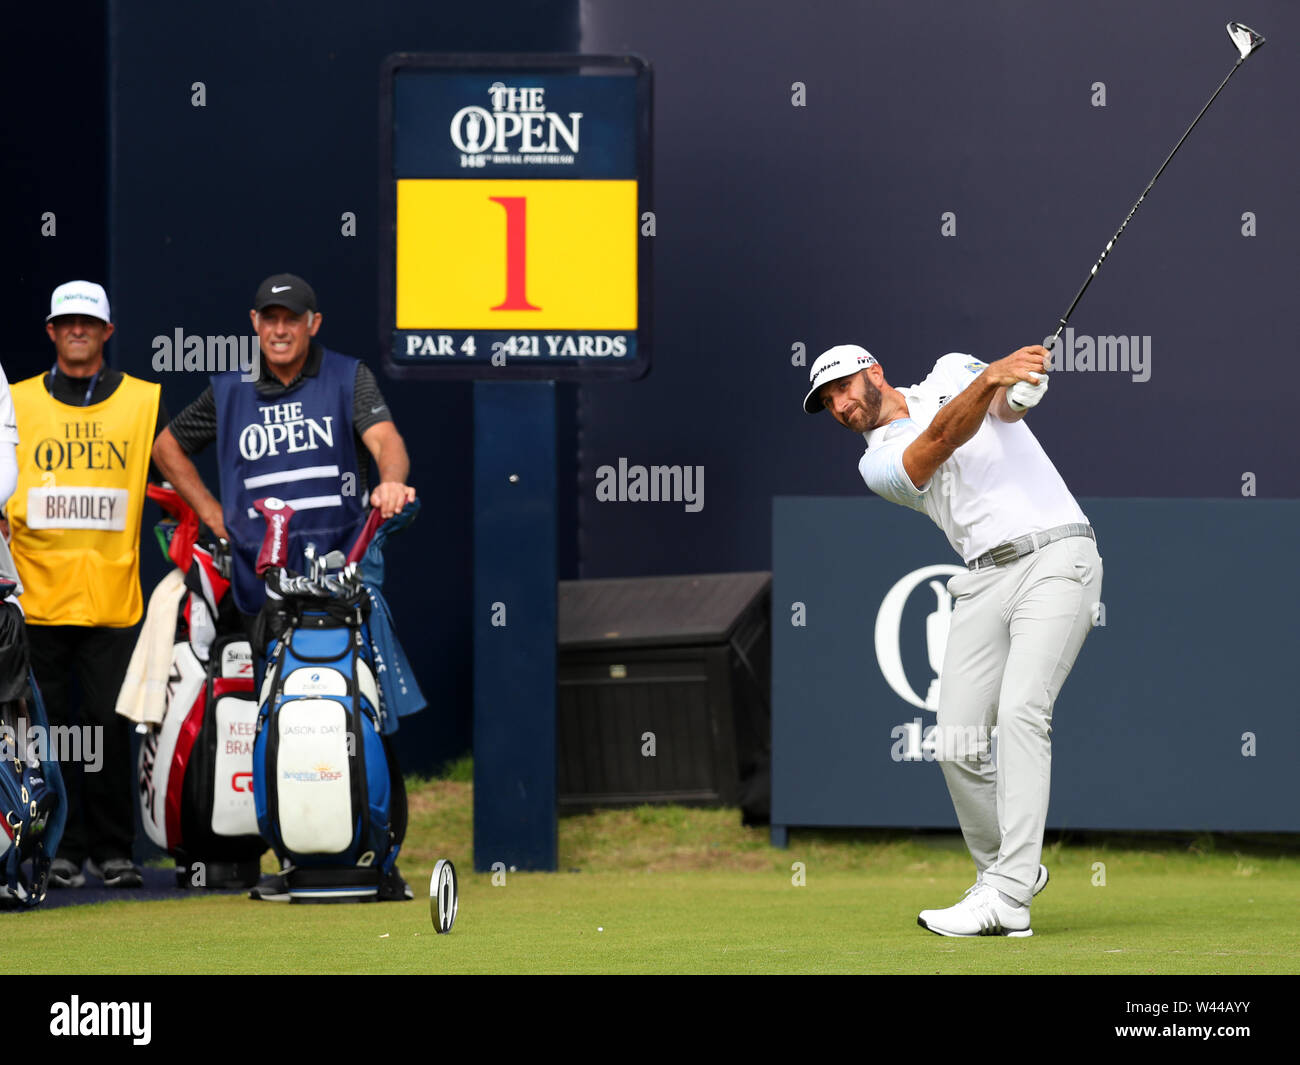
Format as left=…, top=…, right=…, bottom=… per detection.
left=1012, top=21, right=1266, bottom=409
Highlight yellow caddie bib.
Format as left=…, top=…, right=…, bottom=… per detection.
left=9, top=374, right=160, bottom=626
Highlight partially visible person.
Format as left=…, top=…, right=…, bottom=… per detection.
left=0, top=359, right=22, bottom=592
left=7, top=281, right=168, bottom=889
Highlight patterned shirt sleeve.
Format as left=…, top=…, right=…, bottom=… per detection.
left=167, top=385, right=217, bottom=455
left=353, top=363, right=393, bottom=435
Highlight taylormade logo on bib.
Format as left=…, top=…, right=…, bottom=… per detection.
left=238, top=401, right=334, bottom=460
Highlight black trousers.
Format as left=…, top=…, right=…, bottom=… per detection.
left=27, top=624, right=138, bottom=865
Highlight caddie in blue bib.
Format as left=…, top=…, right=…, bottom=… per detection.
left=212, top=347, right=368, bottom=614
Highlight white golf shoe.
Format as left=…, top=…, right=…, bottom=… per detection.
left=917, top=883, right=1033, bottom=938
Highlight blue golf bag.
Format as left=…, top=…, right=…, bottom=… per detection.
left=0, top=594, right=66, bottom=910
left=251, top=500, right=422, bottom=902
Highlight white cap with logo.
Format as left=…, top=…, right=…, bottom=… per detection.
left=47, top=281, right=111, bottom=324
left=802, top=344, right=878, bottom=414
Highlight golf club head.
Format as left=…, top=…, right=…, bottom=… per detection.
left=320, top=550, right=347, bottom=572
left=1227, top=22, right=1265, bottom=61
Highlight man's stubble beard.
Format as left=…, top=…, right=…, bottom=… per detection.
left=859, top=374, right=883, bottom=430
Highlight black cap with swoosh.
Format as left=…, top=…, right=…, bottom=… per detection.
left=254, top=273, right=317, bottom=315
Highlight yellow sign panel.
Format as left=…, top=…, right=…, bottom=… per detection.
left=396, top=179, right=637, bottom=330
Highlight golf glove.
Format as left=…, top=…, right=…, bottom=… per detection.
left=1008, top=374, right=1049, bottom=411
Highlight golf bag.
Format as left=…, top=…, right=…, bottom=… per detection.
left=253, top=585, right=406, bottom=900
left=251, top=498, right=420, bottom=902
left=126, top=485, right=265, bottom=888
left=0, top=592, right=67, bottom=910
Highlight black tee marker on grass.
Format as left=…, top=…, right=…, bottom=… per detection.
left=430, top=859, right=459, bottom=934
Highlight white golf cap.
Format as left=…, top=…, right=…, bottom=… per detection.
left=47, top=281, right=111, bottom=324
left=802, top=344, right=878, bottom=414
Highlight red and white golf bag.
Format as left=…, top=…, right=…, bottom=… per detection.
left=118, top=485, right=266, bottom=888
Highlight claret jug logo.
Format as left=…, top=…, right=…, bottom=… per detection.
left=874, top=564, right=964, bottom=710
left=874, top=564, right=978, bottom=762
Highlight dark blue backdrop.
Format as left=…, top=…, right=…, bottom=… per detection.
left=578, top=0, right=1298, bottom=578
left=3, top=0, right=1295, bottom=779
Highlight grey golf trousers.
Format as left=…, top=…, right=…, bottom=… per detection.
left=932, top=534, right=1103, bottom=906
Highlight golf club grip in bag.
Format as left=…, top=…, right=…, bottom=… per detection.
left=252, top=598, right=407, bottom=900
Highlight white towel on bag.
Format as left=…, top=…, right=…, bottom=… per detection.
left=115, top=568, right=187, bottom=725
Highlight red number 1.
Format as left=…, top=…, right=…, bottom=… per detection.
left=489, top=196, right=540, bottom=311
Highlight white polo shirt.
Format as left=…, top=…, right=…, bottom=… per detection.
left=859, top=353, right=1088, bottom=563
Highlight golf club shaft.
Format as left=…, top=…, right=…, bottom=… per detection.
left=1046, top=55, right=1247, bottom=352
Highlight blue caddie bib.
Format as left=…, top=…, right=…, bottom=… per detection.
left=212, top=347, right=368, bottom=613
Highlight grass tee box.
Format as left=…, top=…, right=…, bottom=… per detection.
left=7, top=783, right=1299, bottom=974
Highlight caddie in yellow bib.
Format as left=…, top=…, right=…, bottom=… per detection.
left=8, top=281, right=168, bottom=891
left=10, top=374, right=158, bottom=626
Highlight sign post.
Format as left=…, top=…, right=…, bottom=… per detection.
left=381, top=53, right=652, bottom=870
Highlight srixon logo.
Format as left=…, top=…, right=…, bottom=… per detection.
left=138, top=731, right=159, bottom=822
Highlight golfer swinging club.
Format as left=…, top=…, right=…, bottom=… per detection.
left=803, top=343, right=1102, bottom=937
